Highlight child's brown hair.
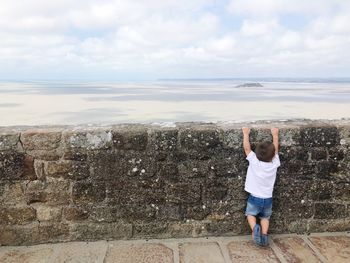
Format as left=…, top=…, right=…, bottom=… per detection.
left=255, top=141, right=275, bottom=162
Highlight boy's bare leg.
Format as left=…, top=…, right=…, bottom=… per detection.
left=260, top=219, right=269, bottom=234
left=247, top=215, right=256, bottom=230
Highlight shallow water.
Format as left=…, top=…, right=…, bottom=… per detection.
left=1, top=79, right=350, bottom=126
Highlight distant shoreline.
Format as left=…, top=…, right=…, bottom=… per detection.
left=158, top=77, right=350, bottom=83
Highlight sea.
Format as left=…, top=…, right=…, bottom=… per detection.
left=0, top=78, right=349, bottom=126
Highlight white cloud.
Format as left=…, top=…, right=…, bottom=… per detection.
left=227, top=0, right=344, bottom=16
left=0, top=0, right=349, bottom=78
left=241, top=18, right=280, bottom=36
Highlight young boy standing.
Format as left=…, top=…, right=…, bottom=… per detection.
left=242, top=127, right=280, bottom=246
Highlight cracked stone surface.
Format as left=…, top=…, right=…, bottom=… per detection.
left=0, top=233, right=349, bottom=263
left=104, top=243, right=173, bottom=263
left=227, top=240, right=280, bottom=262
left=179, top=242, right=225, bottom=263
left=273, top=237, right=321, bottom=263
left=309, top=236, right=350, bottom=263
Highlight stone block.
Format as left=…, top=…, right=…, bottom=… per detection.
left=308, top=219, right=350, bottom=232
left=63, top=205, right=89, bottom=221
left=221, top=128, right=242, bottom=148
left=202, top=184, right=229, bottom=203
left=156, top=203, right=183, bottom=221
left=315, top=160, right=340, bottom=178
left=87, top=205, right=125, bottom=222
left=132, top=221, right=169, bottom=239
left=28, top=149, right=63, bottom=161
left=300, top=126, right=340, bottom=147
left=273, top=199, right=314, bottom=220
left=278, top=161, right=316, bottom=179
left=310, top=147, right=327, bottom=160
left=112, top=126, right=148, bottom=151
left=166, top=221, right=208, bottom=238
left=0, top=151, right=36, bottom=180
left=88, top=150, right=156, bottom=181
left=179, top=127, right=222, bottom=150
left=338, top=125, right=350, bottom=145
left=32, top=204, right=62, bottom=222
left=309, top=180, right=334, bottom=201
left=69, top=222, right=132, bottom=241
left=314, top=203, right=347, bottom=219
left=274, top=179, right=311, bottom=200
left=249, top=128, right=273, bottom=143
left=165, top=183, right=201, bottom=204
left=333, top=182, right=350, bottom=201
left=25, top=178, right=70, bottom=205
left=44, top=160, right=89, bottom=180
left=148, top=128, right=178, bottom=156
left=72, top=181, right=106, bottom=204
left=21, top=130, right=62, bottom=150
left=206, top=219, right=249, bottom=235
left=284, top=219, right=308, bottom=234
left=207, top=157, right=239, bottom=178
left=62, top=148, right=88, bottom=161
left=34, top=159, right=45, bottom=179
left=279, top=128, right=301, bottom=146
left=226, top=177, right=247, bottom=199
left=62, top=129, right=113, bottom=150
left=279, top=146, right=309, bottom=163
left=156, top=161, right=179, bottom=182
left=0, top=181, right=26, bottom=205
left=0, top=133, right=20, bottom=150
left=328, top=146, right=346, bottom=161
left=0, top=206, right=36, bottom=225
left=177, top=160, right=210, bottom=180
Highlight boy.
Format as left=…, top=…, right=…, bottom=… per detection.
left=242, top=127, right=280, bottom=246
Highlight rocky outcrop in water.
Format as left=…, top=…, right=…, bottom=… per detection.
left=235, top=83, right=263, bottom=87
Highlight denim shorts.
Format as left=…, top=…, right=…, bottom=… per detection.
left=245, top=194, right=273, bottom=220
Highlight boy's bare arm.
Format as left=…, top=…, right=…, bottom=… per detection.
left=271, top=128, right=279, bottom=154
left=242, top=127, right=251, bottom=156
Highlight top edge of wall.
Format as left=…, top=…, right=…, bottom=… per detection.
left=0, top=118, right=350, bottom=133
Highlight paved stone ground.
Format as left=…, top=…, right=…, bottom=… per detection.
left=0, top=232, right=349, bottom=263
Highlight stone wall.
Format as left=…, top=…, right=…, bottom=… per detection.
left=1, top=120, right=349, bottom=246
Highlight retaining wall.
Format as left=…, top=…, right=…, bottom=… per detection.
left=0, top=120, right=349, bottom=245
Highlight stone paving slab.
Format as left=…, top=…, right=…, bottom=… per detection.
left=104, top=243, right=174, bottom=263
left=50, top=241, right=108, bottom=263
left=273, top=237, right=321, bottom=263
left=227, top=240, right=280, bottom=262
left=0, top=232, right=349, bottom=263
left=0, top=241, right=107, bottom=263
left=309, top=236, right=350, bottom=263
left=179, top=242, right=225, bottom=263
left=0, top=245, right=54, bottom=263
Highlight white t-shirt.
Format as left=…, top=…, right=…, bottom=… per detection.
left=244, top=151, right=281, bottom=198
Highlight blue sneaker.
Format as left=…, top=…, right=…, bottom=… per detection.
left=261, top=234, right=269, bottom=247
left=253, top=224, right=262, bottom=246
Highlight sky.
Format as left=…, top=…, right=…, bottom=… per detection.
left=0, top=0, right=350, bottom=80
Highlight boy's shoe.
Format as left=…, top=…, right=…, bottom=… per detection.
left=261, top=234, right=269, bottom=247
left=253, top=224, right=262, bottom=246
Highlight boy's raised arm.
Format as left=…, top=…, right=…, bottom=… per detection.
left=242, top=127, right=251, bottom=156
left=271, top=127, right=279, bottom=155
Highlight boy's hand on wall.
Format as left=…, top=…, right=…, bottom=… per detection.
left=271, top=127, right=279, bottom=136
left=242, top=127, right=250, bottom=135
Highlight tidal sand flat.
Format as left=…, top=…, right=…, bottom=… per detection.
left=1, top=79, right=350, bottom=126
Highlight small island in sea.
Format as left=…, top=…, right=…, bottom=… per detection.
left=235, top=82, right=264, bottom=87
